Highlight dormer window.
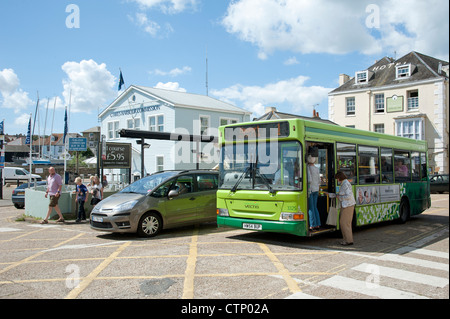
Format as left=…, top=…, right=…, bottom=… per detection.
left=355, top=70, right=373, bottom=84
left=396, top=63, right=416, bottom=79
left=356, top=71, right=367, bottom=84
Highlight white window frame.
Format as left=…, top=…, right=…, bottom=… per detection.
left=108, top=121, right=120, bottom=139
left=396, top=64, right=411, bottom=79
left=219, top=117, right=238, bottom=126
left=200, top=115, right=210, bottom=135
left=149, top=114, right=164, bottom=132
left=127, top=118, right=141, bottom=130
left=407, top=90, right=419, bottom=111
left=355, top=71, right=368, bottom=84
left=374, top=93, right=385, bottom=113
left=156, top=155, right=164, bottom=172
left=395, top=118, right=424, bottom=140
left=346, top=97, right=355, bottom=116
left=374, top=123, right=384, bottom=133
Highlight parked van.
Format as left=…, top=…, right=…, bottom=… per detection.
left=2, top=167, right=42, bottom=185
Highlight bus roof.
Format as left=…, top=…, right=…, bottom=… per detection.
left=219, top=118, right=427, bottom=152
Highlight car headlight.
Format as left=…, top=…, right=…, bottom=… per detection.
left=113, top=200, right=138, bottom=213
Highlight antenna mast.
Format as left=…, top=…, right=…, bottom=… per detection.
left=206, top=46, right=209, bottom=96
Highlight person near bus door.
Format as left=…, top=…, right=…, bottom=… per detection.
left=307, top=155, right=321, bottom=230
left=335, top=171, right=356, bottom=245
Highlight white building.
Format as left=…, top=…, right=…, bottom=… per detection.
left=328, top=51, right=449, bottom=174
left=99, top=85, right=251, bottom=180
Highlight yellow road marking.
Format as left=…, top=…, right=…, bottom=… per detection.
left=65, top=241, right=131, bottom=299
left=182, top=228, right=198, bottom=299
left=258, top=243, right=301, bottom=294
left=0, top=232, right=84, bottom=275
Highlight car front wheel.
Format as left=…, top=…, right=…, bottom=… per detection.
left=137, top=212, right=162, bottom=237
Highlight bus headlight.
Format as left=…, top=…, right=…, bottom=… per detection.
left=217, top=208, right=229, bottom=216
left=279, top=212, right=304, bottom=221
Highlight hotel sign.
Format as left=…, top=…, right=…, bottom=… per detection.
left=386, top=95, right=403, bottom=113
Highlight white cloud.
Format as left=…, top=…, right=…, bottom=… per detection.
left=284, top=57, right=299, bottom=66
left=153, top=66, right=192, bottom=77
left=61, top=59, right=116, bottom=113
left=0, top=68, right=33, bottom=113
left=211, top=76, right=331, bottom=116
left=222, top=0, right=449, bottom=60
left=378, top=0, right=449, bottom=60
left=14, top=113, right=31, bottom=127
left=129, top=0, right=199, bottom=14
left=154, top=81, right=187, bottom=92
left=128, top=12, right=174, bottom=37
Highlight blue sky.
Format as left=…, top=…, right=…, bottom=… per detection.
left=0, top=0, right=448, bottom=136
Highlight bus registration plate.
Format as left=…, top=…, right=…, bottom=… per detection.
left=243, top=223, right=262, bottom=230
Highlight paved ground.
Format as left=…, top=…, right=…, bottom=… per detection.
left=0, top=191, right=448, bottom=305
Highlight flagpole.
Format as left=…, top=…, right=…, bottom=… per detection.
left=28, top=113, right=32, bottom=185
left=64, top=90, right=71, bottom=185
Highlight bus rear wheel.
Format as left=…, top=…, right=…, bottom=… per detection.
left=398, top=200, right=410, bottom=224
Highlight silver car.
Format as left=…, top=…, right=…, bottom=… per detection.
left=90, top=170, right=218, bottom=237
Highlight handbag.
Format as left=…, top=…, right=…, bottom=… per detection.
left=326, top=198, right=339, bottom=226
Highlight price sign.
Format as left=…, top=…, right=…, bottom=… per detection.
left=102, top=142, right=131, bottom=168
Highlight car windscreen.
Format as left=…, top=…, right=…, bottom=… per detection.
left=120, top=171, right=180, bottom=195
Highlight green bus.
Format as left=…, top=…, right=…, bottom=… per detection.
left=216, top=118, right=430, bottom=237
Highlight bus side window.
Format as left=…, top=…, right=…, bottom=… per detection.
left=337, top=143, right=356, bottom=184
left=394, top=150, right=411, bottom=182
left=420, top=152, right=427, bottom=181
left=358, top=145, right=379, bottom=184
left=411, top=152, right=421, bottom=181
left=381, top=148, right=393, bottom=183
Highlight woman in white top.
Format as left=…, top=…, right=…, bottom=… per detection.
left=90, top=176, right=103, bottom=207
left=307, top=155, right=321, bottom=230
left=335, top=171, right=356, bottom=245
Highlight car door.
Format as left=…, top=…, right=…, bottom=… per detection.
left=195, top=173, right=219, bottom=222
left=163, top=174, right=198, bottom=227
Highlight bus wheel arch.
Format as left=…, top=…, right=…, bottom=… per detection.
left=398, top=197, right=410, bottom=224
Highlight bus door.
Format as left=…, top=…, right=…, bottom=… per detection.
left=306, top=142, right=335, bottom=229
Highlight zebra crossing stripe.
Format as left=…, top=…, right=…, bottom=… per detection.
left=285, top=292, right=322, bottom=299
left=389, top=246, right=449, bottom=259
left=352, top=263, right=449, bottom=288
left=378, top=253, right=449, bottom=271
left=319, top=276, right=429, bottom=299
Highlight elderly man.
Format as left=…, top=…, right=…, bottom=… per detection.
left=40, top=167, right=64, bottom=224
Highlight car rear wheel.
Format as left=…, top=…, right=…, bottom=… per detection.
left=137, top=212, right=162, bottom=237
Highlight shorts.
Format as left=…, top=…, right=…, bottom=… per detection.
left=49, top=195, right=60, bottom=207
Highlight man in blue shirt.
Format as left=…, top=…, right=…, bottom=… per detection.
left=74, top=177, right=88, bottom=222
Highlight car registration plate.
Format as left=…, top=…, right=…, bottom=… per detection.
left=92, top=216, right=103, bottom=222
left=243, top=223, right=262, bottom=230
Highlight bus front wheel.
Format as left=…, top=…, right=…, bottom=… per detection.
left=398, top=199, right=410, bottom=224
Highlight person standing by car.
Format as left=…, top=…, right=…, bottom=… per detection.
left=41, top=167, right=64, bottom=224
left=90, top=175, right=103, bottom=208
left=335, top=171, right=356, bottom=245
left=74, top=177, right=88, bottom=222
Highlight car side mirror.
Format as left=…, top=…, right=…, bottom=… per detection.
left=168, top=189, right=179, bottom=198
